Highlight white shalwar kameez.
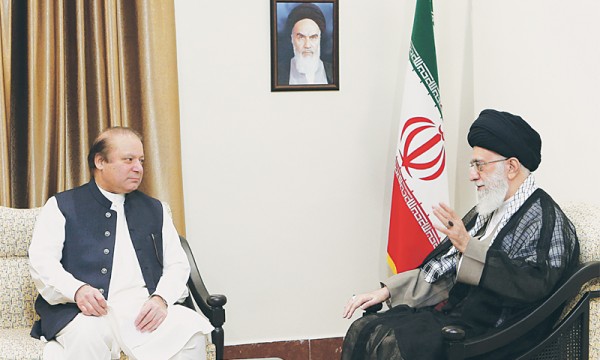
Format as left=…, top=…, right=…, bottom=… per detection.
left=29, top=189, right=213, bottom=360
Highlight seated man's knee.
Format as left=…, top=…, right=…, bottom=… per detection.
left=43, top=340, right=64, bottom=360
left=169, top=332, right=207, bottom=360
left=55, top=314, right=114, bottom=355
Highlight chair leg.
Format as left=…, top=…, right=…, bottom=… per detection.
left=212, top=327, right=224, bottom=360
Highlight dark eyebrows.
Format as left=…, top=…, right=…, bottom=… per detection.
left=295, top=31, right=320, bottom=38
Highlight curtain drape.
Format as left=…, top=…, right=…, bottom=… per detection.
left=0, top=0, right=186, bottom=234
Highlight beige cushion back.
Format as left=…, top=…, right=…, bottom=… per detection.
left=0, top=206, right=41, bottom=330
left=561, top=202, right=600, bottom=263
left=561, top=202, right=600, bottom=359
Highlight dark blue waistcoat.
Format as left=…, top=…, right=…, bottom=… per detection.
left=31, top=179, right=165, bottom=340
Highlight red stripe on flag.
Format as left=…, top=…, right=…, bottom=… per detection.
left=387, top=166, right=439, bottom=274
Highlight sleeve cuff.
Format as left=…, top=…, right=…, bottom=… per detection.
left=151, top=294, right=169, bottom=307
left=456, top=236, right=488, bottom=285
left=65, top=281, right=88, bottom=303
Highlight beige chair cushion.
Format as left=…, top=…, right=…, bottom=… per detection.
left=0, top=257, right=38, bottom=329
left=0, top=207, right=41, bottom=331
left=561, top=202, right=600, bottom=359
left=0, top=328, right=45, bottom=360
left=0, top=207, right=40, bottom=257
left=0, top=206, right=44, bottom=359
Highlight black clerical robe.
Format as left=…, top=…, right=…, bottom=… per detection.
left=342, top=189, right=579, bottom=360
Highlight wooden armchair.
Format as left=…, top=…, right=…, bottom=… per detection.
left=442, top=202, right=600, bottom=359
left=0, top=206, right=226, bottom=360
left=179, top=235, right=227, bottom=360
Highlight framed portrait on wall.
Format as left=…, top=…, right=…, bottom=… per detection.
left=270, top=0, right=339, bottom=91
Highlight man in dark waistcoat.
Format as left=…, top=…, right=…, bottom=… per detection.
left=341, top=109, right=580, bottom=360
left=29, top=127, right=213, bottom=359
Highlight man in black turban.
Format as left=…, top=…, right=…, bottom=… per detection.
left=341, top=110, right=579, bottom=359
left=468, top=109, right=542, bottom=172
left=277, top=3, right=333, bottom=85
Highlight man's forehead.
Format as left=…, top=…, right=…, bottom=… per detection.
left=106, top=133, right=143, bottom=152
left=292, top=18, right=321, bottom=35
left=471, top=146, right=501, bottom=160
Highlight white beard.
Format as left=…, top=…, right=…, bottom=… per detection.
left=293, top=46, right=321, bottom=75
left=476, top=164, right=509, bottom=215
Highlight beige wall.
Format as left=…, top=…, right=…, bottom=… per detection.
left=174, top=0, right=600, bottom=345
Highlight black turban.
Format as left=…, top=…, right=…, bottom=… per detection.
left=285, top=3, right=326, bottom=35
left=467, top=109, right=542, bottom=171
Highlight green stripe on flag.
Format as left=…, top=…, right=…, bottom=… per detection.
left=409, top=0, right=442, bottom=117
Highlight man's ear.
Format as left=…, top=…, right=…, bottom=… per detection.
left=507, top=158, right=520, bottom=180
left=94, top=153, right=105, bottom=170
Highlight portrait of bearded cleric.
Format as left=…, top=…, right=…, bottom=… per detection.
left=271, top=1, right=339, bottom=91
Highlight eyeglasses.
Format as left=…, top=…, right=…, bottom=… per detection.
left=469, top=158, right=508, bottom=172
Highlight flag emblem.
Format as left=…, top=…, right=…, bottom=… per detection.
left=399, top=116, right=446, bottom=181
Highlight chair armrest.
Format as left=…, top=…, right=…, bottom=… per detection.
left=442, top=326, right=466, bottom=341
left=207, top=294, right=227, bottom=308
left=442, top=261, right=600, bottom=359
left=362, top=303, right=383, bottom=315
left=179, top=235, right=227, bottom=360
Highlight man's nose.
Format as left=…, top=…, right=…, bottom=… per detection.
left=132, top=160, right=143, bottom=172
left=469, top=167, right=479, bottom=181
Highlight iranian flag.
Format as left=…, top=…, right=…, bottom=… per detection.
left=387, top=0, right=449, bottom=274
